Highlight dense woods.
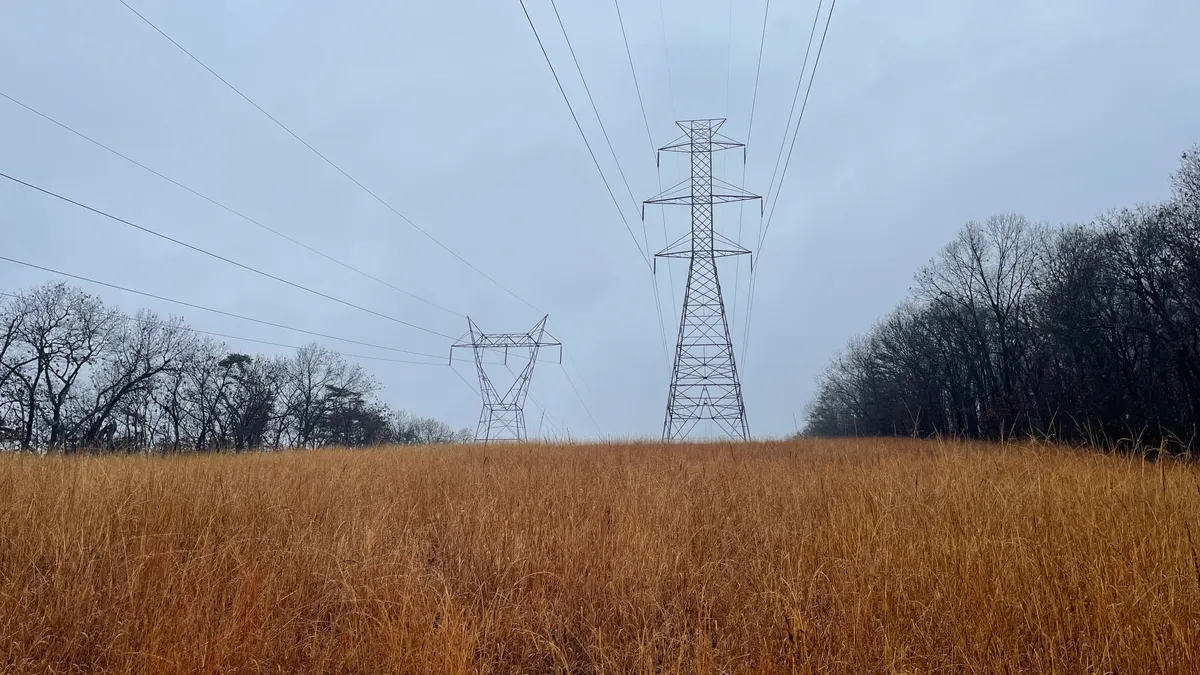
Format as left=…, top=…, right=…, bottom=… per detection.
left=0, top=284, right=468, bottom=452
left=805, top=144, right=1200, bottom=450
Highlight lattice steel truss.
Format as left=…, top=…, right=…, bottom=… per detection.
left=644, top=119, right=761, bottom=441
left=449, top=315, right=561, bottom=443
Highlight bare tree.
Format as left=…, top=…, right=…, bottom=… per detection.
left=5, top=284, right=117, bottom=450
left=277, top=344, right=373, bottom=448
left=914, top=215, right=1045, bottom=437
left=1173, top=144, right=1200, bottom=211
left=0, top=296, right=31, bottom=445
left=0, top=282, right=467, bottom=453
left=76, top=311, right=194, bottom=449
left=216, top=353, right=285, bottom=451
left=806, top=145, right=1200, bottom=452
left=395, top=410, right=466, bottom=445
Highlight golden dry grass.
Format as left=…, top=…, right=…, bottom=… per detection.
left=1, top=438, right=1199, bottom=673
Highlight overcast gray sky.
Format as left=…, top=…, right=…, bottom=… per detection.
left=1, top=0, right=1197, bottom=439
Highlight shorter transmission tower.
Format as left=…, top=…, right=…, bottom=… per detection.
left=449, top=315, right=561, bottom=443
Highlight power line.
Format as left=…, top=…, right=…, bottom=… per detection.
left=742, top=0, right=837, bottom=368
left=0, top=91, right=461, bottom=319
left=0, top=170, right=455, bottom=340
left=0, top=291, right=442, bottom=364
left=740, top=0, right=825, bottom=361
left=647, top=266, right=672, bottom=368
left=115, top=0, right=540, bottom=315
left=518, top=0, right=650, bottom=267
left=542, top=0, right=671, bottom=367
left=549, top=0, right=642, bottom=221
left=449, top=364, right=480, bottom=396
left=521, top=0, right=672, bottom=377
left=116, top=306, right=445, bottom=365
left=718, top=0, right=735, bottom=192
left=557, top=341, right=593, bottom=400
left=173, top=331, right=444, bottom=365
left=724, top=0, right=735, bottom=118
left=759, top=0, right=826, bottom=218
left=110, top=0, right=608, bottom=438
left=746, top=0, right=772, bottom=142
left=760, top=0, right=837, bottom=247
left=0, top=254, right=447, bottom=359
left=612, top=0, right=678, bottom=366
left=559, top=362, right=603, bottom=437
left=1, top=265, right=531, bottom=372
left=730, top=0, right=772, bottom=325
left=613, top=0, right=656, bottom=165
left=656, top=0, right=677, bottom=118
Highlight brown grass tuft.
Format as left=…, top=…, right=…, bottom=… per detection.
left=1, top=438, right=1198, bottom=672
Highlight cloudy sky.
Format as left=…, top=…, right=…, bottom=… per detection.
left=1, top=0, right=1197, bottom=439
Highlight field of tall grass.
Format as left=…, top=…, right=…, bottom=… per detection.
left=1, top=438, right=1198, bottom=673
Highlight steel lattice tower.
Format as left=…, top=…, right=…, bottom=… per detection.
left=449, top=315, right=561, bottom=443
left=644, top=119, right=761, bottom=441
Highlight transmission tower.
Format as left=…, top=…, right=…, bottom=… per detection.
left=644, top=118, right=761, bottom=441
left=449, top=315, right=561, bottom=443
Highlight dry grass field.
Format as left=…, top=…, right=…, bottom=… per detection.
left=1, top=439, right=1199, bottom=673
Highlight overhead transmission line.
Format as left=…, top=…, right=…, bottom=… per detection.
left=112, top=0, right=605, bottom=434
left=724, top=0, right=735, bottom=118
left=449, top=364, right=481, bottom=396
left=612, top=0, right=678, bottom=351
left=759, top=0, right=838, bottom=248
left=114, top=0, right=538, bottom=316
left=730, top=0, right=772, bottom=325
left=538, top=0, right=671, bottom=366
left=8, top=293, right=445, bottom=366
left=0, top=93, right=556, bottom=370
left=656, top=0, right=677, bottom=118
left=143, top=327, right=444, bottom=365
left=0, top=255, right=447, bottom=359
left=0, top=171, right=455, bottom=340
left=512, top=0, right=655, bottom=430
left=0, top=97, right=567, bottom=365
left=545, top=0, right=656, bottom=271
left=741, top=0, right=837, bottom=367
left=612, top=0, right=656, bottom=164
left=756, top=0, right=828, bottom=235
left=517, top=0, right=650, bottom=267
left=558, top=360, right=604, bottom=436
left=0, top=92, right=459, bottom=320
left=548, top=0, right=642, bottom=234
left=0, top=259, right=539, bottom=372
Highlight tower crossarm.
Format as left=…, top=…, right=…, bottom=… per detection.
left=658, top=137, right=745, bottom=154
left=645, top=191, right=760, bottom=206
left=453, top=334, right=561, bottom=349
left=654, top=231, right=750, bottom=259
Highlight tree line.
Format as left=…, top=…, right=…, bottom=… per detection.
left=804, top=144, right=1200, bottom=451
left=0, top=283, right=471, bottom=453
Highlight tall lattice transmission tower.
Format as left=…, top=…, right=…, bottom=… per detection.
left=644, top=119, right=761, bottom=441
left=449, top=315, right=561, bottom=443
